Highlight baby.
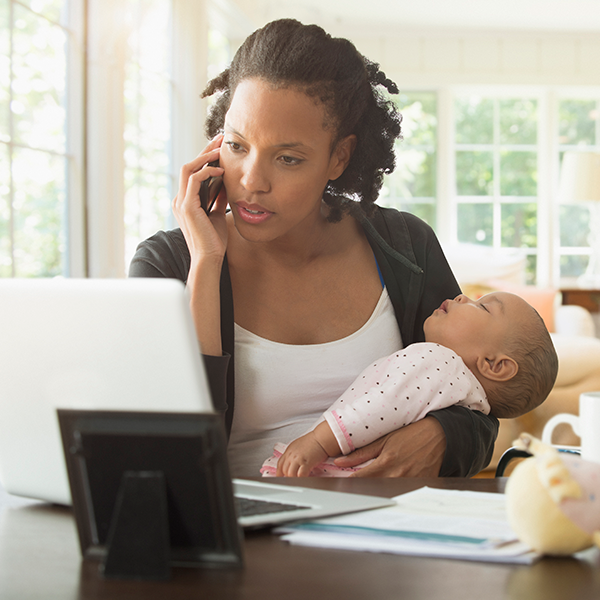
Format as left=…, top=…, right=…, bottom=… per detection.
left=261, top=292, right=559, bottom=477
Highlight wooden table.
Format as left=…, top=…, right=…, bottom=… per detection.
left=561, top=288, right=600, bottom=314
left=1, top=477, right=599, bottom=600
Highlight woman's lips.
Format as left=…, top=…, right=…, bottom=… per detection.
left=234, top=201, right=273, bottom=224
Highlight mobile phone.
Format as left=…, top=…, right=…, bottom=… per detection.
left=199, top=160, right=224, bottom=214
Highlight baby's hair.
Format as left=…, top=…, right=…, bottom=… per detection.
left=201, top=18, right=402, bottom=221
left=487, top=307, right=558, bottom=419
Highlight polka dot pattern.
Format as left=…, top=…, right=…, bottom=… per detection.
left=324, top=343, right=490, bottom=454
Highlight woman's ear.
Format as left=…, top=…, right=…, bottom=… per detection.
left=476, top=354, right=519, bottom=383
left=328, top=134, right=357, bottom=181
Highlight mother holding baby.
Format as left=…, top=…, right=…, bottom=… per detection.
left=129, top=19, right=498, bottom=477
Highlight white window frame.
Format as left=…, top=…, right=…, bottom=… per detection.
left=428, top=84, right=600, bottom=288
left=65, top=0, right=86, bottom=277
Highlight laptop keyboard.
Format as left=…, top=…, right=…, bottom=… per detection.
left=235, top=496, right=311, bottom=517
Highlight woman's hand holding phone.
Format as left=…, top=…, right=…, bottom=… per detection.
left=173, top=134, right=228, bottom=356
left=172, top=134, right=228, bottom=266
left=199, top=160, right=224, bottom=214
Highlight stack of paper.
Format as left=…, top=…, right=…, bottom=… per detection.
left=277, top=486, right=540, bottom=564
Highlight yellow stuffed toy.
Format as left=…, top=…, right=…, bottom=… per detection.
left=505, top=433, right=600, bottom=555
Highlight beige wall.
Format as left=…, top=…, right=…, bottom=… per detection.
left=229, top=28, right=600, bottom=87
left=350, top=30, right=600, bottom=87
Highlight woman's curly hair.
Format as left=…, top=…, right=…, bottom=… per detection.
left=202, top=19, right=402, bottom=221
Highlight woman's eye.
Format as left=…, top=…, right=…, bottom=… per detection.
left=225, top=141, right=242, bottom=152
left=279, top=155, right=302, bottom=166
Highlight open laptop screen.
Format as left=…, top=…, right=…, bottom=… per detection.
left=0, top=278, right=214, bottom=505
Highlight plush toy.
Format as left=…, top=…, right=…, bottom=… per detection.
left=505, top=433, right=600, bottom=555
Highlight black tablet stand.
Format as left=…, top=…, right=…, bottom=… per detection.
left=102, top=471, right=171, bottom=580
left=58, top=410, right=244, bottom=581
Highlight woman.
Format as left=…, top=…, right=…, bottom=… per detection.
left=130, top=19, right=498, bottom=478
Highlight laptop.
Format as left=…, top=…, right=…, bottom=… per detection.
left=0, top=278, right=394, bottom=531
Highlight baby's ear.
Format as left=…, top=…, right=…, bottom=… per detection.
left=476, top=354, right=518, bottom=382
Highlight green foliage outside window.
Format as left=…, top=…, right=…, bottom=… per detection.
left=457, top=203, right=493, bottom=246
left=559, top=204, right=590, bottom=247
left=560, top=255, right=589, bottom=279
left=455, top=96, right=538, bottom=283
left=456, top=151, right=493, bottom=196
left=499, top=99, right=537, bottom=145
left=500, top=151, right=537, bottom=197
left=501, top=203, right=537, bottom=248
left=455, top=97, right=493, bottom=144
left=1, top=0, right=67, bottom=277
left=559, top=100, right=597, bottom=146
left=381, top=92, right=437, bottom=228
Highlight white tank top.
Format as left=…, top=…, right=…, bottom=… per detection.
left=228, top=288, right=403, bottom=477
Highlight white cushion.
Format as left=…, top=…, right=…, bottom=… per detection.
left=555, top=305, right=597, bottom=338
left=551, top=333, right=600, bottom=387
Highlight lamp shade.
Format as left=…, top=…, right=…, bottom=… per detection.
left=559, top=152, right=600, bottom=204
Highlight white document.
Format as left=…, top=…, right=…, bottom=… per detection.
left=278, top=486, right=540, bottom=564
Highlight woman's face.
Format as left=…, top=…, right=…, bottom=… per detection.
left=220, top=78, right=354, bottom=245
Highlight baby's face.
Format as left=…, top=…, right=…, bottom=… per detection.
left=423, top=292, right=532, bottom=367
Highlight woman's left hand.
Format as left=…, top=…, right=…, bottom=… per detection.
left=333, top=417, right=446, bottom=477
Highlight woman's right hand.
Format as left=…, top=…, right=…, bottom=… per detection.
left=173, top=134, right=228, bottom=266
left=173, top=134, right=228, bottom=356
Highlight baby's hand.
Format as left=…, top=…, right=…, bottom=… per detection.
left=276, top=433, right=328, bottom=477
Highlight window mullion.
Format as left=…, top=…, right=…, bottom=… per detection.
left=86, top=0, right=126, bottom=278
left=65, top=0, right=87, bottom=277
left=536, top=90, right=555, bottom=287
left=493, top=98, right=501, bottom=251
left=437, top=87, right=455, bottom=246
left=8, top=0, right=15, bottom=277
left=171, top=0, right=209, bottom=185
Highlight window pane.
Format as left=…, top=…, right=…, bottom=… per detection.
left=400, top=202, right=436, bottom=228
left=500, top=151, right=537, bottom=196
left=12, top=3, right=66, bottom=153
left=0, top=1, right=9, bottom=144
left=525, top=255, right=537, bottom=286
left=124, top=170, right=171, bottom=261
left=123, top=0, right=172, bottom=271
left=499, top=99, right=537, bottom=145
left=560, top=255, right=588, bottom=279
left=0, top=144, right=10, bottom=276
left=559, top=99, right=597, bottom=146
left=398, top=92, right=437, bottom=146
left=389, top=149, right=436, bottom=198
left=455, top=97, right=493, bottom=144
left=559, top=204, right=590, bottom=247
left=456, top=151, right=493, bottom=195
left=457, top=203, right=493, bottom=245
left=501, top=203, right=537, bottom=248
left=382, top=92, right=437, bottom=220
left=208, top=29, right=231, bottom=81
left=12, top=147, right=65, bottom=276
left=21, top=0, right=64, bottom=22
left=124, top=68, right=170, bottom=170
